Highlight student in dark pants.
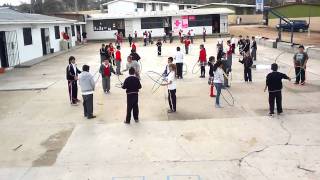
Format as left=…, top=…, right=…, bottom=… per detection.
left=122, top=67, right=142, bottom=124
left=161, top=64, right=177, bottom=113
left=128, top=34, right=133, bottom=47
left=264, top=63, right=291, bottom=116
left=174, top=47, right=184, bottom=79
left=79, top=65, right=96, bottom=119
left=293, top=45, right=309, bottom=85
left=100, top=44, right=107, bottom=64
left=251, top=36, right=257, bottom=61
left=198, top=44, right=207, bottom=78
left=239, top=52, right=253, bottom=82
left=66, top=56, right=81, bottom=105
left=156, top=39, right=162, bottom=56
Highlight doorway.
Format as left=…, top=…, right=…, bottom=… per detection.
left=212, top=14, right=220, bottom=33
left=0, top=31, right=9, bottom=68
left=41, top=28, right=51, bottom=55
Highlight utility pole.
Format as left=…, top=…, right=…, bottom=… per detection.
left=75, top=0, right=79, bottom=13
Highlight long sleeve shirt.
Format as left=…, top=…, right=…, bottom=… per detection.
left=266, top=71, right=289, bottom=92
left=122, top=75, right=142, bottom=94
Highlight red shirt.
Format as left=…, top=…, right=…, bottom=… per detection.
left=115, top=50, right=121, bottom=61
left=109, top=47, right=114, bottom=53
left=104, top=64, right=111, bottom=77
left=131, top=43, right=136, bottom=50
left=184, top=39, right=191, bottom=47
left=227, top=44, right=233, bottom=56
left=199, top=48, right=207, bottom=62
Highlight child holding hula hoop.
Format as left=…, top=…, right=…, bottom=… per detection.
left=293, top=45, right=309, bottom=85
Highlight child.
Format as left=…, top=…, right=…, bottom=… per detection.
left=163, top=57, right=173, bottom=77
left=213, top=61, right=224, bottom=108
left=239, top=52, right=253, bottom=82
left=79, top=65, right=96, bottom=119
left=174, top=47, right=184, bottom=79
left=100, top=44, right=106, bottom=64
left=115, top=45, right=122, bottom=75
left=131, top=41, right=136, bottom=52
left=130, top=49, right=141, bottom=62
left=122, top=56, right=141, bottom=79
left=99, top=59, right=115, bottom=93
left=122, top=67, right=142, bottom=124
left=66, top=56, right=81, bottom=106
left=161, top=64, right=177, bottom=113
left=208, top=56, right=216, bottom=97
left=109, top=43, right=115, bottom=65
left=251, top=36, right=257, bottom=61
left=184, top=37, right=191, bottom=54
left=156, top=39, right=162, bottom=56
left=264, top=63, right=291, bottom=116
left=293, top=45, right=309, bottom=85
left=198, top=44, right=207, bottom=78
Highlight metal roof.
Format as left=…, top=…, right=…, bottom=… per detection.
left=196, top=3, right=257, bottom=8
left=102, top=0, right=198, bottom=6
left=87, top=8, right=234, bottom=20
left=0, top=8, right=76, bottom=25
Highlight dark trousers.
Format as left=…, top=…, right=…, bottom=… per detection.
left=232, top=44, right=236, bottom=53
left=168, top=89, right=176, bottom=111
left=244, top=67, right=252, bottom=82
left=68, top=81, right=78, bottom=104
left=201, top=65, right=205, bottom=77
left=203, top=35, right=206, bottom=42
left=269, top=91, right=282, bottom=114
left=251, top=48, right=257, bottom=60
left=82, top=94, right=93, bottom=117
left=158, top=47, right=162, bottom=56
left=185, top=45, right=189, bottom=54
left=126, top=94, right=139, bottom=123
left=190, top=36, right=194, bottom=44
left=129, top=41, right=132, bottom=47
left=176, top=63, right=183, bottom=78
left=295, top=67, right=306, bottom=83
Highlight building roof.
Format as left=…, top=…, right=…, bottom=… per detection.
left=0, top=8, right=76, bottom=25
left=196, top=3, right=257, bottom=8
left=87, top=8, right=234, bottom=20
left=102, top=0, right=198, bottom=6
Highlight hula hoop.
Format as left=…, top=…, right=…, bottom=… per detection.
left=192, top=61, right=200, bottom=74
left=221, top=87, right=235, bottom=106
left=139, top=60, right=143, bottom=72
left=287, top=65, right=305, bottom=80
left=274, top=51, right=287, bottom=63
left=115, top=75, right=123, bottom=88
left=145, top=71, right=165, bottom=94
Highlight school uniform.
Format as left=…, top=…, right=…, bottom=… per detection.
left=131, top=43, right=136, bottom=51
left=251, top=40, right=257, bottom=61
left=217, top=44, right=223, bottom=61
left=238, top=39, right=245, bottom=55
left=199, top=48, right=207, bottom=77
left=128, top=36, right=133, bottom=47
left=100, top=48, right=107, bottom=63
left=293, top=52, right=308, bottom=84
left=163, top=64, right=171, bottom=77
left=184, top=39, right=191, bottom=54
left=130, top=52, right=141, bottom=62
left=109, top=47, right=115, bottom=65
left=213, top=68, right=224, bottom=106
left=122, top=75, right=142, bottom=123
left=79, top=71, right=95, bottom=118
left=156, top=41, right=162, bottom=56
left=175, top=51, right=184, bottom=79
left=167, top=71, right=177, bottom=112
left=266, top=71, right=290, bottom=114
left=115, top=50, right=122, bottom=75
left=124, top=61, right=141, bottom=79
left=99, top=63, right=115, bottom=92
left=239, top=56, right=253, bottom=82
left=203, top=29, right=206, bottom=42
left=66, top=63, right=81, bottom=104
left=231, top=38, right=237, bottom=54
left=244, top=39, right=250, bottom=53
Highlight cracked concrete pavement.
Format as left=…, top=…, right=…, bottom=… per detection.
left=0, top=38, right=320, bottom=180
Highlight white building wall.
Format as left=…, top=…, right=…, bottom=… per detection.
left=108, top=1, right=136, bottom=14
left=171, top=16, right=212, bottom=36
left=220, top=14, right=228, bottom=33
left=0, top=23, right=76, bottom=66
left=86, top=20, right=117, bottom=40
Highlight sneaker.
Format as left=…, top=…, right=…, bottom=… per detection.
left=167, top=109, right=176, bottom=113
left=300, top=82, right=305, bottom=85
left=215, top=104, right=222, bottom=108
left=135, top=119, right=139, bottom=123
left=269, top=113, right=274, bottom=117
left=294, top=82, right=299, bottom=85
left=124, top=121, right=130, bottom=124
left=71, top=103, right=79, bottom=106
left=277, top=112, right=282, bottom=115
left=87, top=115, right=96, bottom=119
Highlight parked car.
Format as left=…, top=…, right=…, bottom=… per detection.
left=276, top=20, right=309, bottom=32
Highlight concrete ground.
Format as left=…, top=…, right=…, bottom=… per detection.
left=0, top=37, right=319, bottom=180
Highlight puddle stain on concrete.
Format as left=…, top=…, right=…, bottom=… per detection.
left=32, top=128, right=74, bottom=167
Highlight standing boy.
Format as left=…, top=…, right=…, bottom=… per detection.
left=122, top=67, right=142, bottom=124
left=161, top=64, right=177, bottom=113
left=174, top=47, right=184, bottom=79
left=99, top=59, right=115, bottom=93
left=293, top=45, right=309, bottom=85
left=156, top=39, right=162, bottom=56
left=115, top=45, right=122, bottom=75
left=184, top=37, right=191, bottom=54
left=66, top=56, right=81, bottom=105
left=163, top=57, right=173, bottom=77
left=239, top=52, right=253, bottom=82
left=251, top=36, right=257, bottom=61
left=79, top=65, right=96, bottom=119
left=264, top=63, right=291, bottom=116
left=202, top=27, right=206, bottom=42
left=128, top=34, right=133, bottom=47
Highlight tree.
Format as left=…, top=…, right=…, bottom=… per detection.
left=42, top=0, right=66, bottom=13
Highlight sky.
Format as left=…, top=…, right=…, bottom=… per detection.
left=1, top=0, right=30, bottom=6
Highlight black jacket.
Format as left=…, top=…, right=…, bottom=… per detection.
left=251, top=40, right=257, bottom=50
left=130, top=52, right=141, bottom=61
left=266, top=71, right=289, bottom=92
left=239, top=56, right=253, bottom=68
left=99, top=64, right=115, bottom=78
left=122, top=75, right=142, bottom=94
left=208, top=62, right=214, bottom=77
left=66, top=64, right=81, bottom=81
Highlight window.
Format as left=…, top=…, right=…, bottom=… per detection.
left=23, top=28, right=32, bottom=46
left=93, top=19, right=125, bottom=31
left=71, top=25, right=75, bottom=36
left=137, top=3, right=144, bottom=8
left=54, top=26, right=60, bottom=39
left=160, top=4, right=163, bottom=11
left=141, top=17, right=163, bottom=29
left=187, top=5, right=191, bottom=9
left=152, top=3, right=156, bottom=11
left=188, top=15, right=212, bottom=27
left=179, top=5, right=184, bottom=10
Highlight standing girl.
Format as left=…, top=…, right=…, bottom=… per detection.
left=162, top=64, right=177, bottom=113
left=198, top=44, right=207, bottom=78
left=213, top=61, right=224, bottom=108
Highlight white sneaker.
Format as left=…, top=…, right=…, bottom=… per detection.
left=215, top=104, right=222, bottom=108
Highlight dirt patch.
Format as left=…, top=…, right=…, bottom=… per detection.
left=32, top=128, right=74, bottom=167
left=230, top=25, right=320, bottom=47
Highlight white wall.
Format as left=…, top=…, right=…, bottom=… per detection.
left=86, top=20, right=118, bottom=40
left=108, top=1, right=136, bottom=14
left=0, top=23, right=76, bottom=67
left=220, top=14, right=228, bottom=33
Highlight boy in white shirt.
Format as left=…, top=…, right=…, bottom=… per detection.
left=161, top=64, right=177, bottom=113
left=174, top=47, right=184, bottom=79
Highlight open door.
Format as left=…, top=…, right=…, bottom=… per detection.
left=0, top=31, right=9, bottom=68
left=41, top=28, right=51, bottom=55
left=212, top=14, right=220, bottom=33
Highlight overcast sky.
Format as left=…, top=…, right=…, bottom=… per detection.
left=2, top=0, right=30, bottom=6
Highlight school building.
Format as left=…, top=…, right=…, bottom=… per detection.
left=0, top=7, right=83, bottom=69
left=85, top=0, right=234, bottom=40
